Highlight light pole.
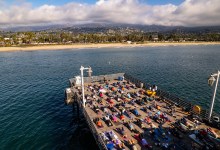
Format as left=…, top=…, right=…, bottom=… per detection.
left=80, top=66, right=92, bottom=107
left=208, top=70, right=220, bottom=121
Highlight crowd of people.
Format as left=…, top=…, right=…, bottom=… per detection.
left=79, top=77, right=219, bottom=150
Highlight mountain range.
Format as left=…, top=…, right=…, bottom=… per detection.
left=1, top=23, right=220, bottom=34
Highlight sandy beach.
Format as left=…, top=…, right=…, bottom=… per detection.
left=0, top=42, right=220, bottom=52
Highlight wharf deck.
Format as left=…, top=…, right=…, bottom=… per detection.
left=69, top=75, right=220, bottom=150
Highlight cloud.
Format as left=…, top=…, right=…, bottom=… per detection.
left=0, top=0, right=219, bottom=26
left=173, top=0, right=220, bottom=26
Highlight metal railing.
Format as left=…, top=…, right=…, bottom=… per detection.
left=70, top=73, right=125, bottom=86
left=74, top=93, right=107, bottom=150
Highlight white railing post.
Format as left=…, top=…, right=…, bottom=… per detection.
left=80, top=66, right=86, bottom=107
left=208, top=71, right=220, bottom=121
left=80, top=66, right=92, bottom=107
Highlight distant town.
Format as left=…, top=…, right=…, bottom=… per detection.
left=0, top=24, right=220, bottom=47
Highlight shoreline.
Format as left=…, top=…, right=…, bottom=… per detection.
left=0, top=42, right=220, bottom=52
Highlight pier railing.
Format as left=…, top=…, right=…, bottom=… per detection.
left=124, top=73, right=219, bottom=121
left=74, top=93, right=107, bottom=150
left=70, top=73, right=125, bottom=87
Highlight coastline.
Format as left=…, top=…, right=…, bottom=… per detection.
left=0, top=42, right=220, bottom=52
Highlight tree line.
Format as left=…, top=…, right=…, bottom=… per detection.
left=0, top=31, right=220, bottom=46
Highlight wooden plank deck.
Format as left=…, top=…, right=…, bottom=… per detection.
left=73, top=78, right=220, bottom=150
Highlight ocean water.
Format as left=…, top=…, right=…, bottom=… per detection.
left=0, top=45, right=220, bottom=149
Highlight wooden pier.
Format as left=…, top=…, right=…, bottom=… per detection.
left=65, top=73, right=220, bottom=150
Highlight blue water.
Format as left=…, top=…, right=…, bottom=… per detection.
left=0, top=45, right=220, bottom=149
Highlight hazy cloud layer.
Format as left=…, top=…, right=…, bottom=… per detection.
left=0, top=0, right=219, bottom=26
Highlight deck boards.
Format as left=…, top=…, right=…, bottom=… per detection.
left=73, top=78, right=220, bottom=150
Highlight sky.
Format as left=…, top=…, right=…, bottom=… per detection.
left=0, top=0, right=219, bottom=27
left=2, top=0, right=185, bottom=7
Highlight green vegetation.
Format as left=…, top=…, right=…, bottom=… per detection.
left=0, top=30, right=220, bottom=47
